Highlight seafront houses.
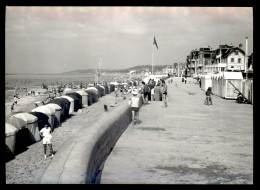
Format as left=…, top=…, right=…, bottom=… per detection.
left=186, top=44, right=246, bottom=77
left=186, top=46, right=214, bottom=76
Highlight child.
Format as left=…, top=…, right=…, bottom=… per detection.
left=205, top=87, right=213, bottom=105
left=39, top=125, right=54, bottom=159
left=128, top=89, right=142, bottom=125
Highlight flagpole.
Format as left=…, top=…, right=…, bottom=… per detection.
left=152, top=42, right=154, bottom=75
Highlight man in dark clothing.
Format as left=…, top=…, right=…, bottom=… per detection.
left=144, top=84, right=150, bottom=103
left=147, top=79, right=154, bottom=102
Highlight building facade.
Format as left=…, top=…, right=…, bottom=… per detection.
left=187, top=45, right=246, bottom=76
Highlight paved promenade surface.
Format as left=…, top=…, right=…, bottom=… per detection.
left=101, top=77, right=253, bottom=184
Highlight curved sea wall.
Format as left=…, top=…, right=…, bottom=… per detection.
left=40, top=101, right=132, bottom=184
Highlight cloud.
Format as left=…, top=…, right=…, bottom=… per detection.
left=5, top=6, right=253, bottom=74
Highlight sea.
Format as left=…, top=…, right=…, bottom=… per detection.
left=5, top=73, right=95, bottom=101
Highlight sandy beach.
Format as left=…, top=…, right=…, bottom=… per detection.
left=5, top=81, right=129, bottom=184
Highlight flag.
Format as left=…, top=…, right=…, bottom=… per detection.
left=153, top=36, right=158, bottom=50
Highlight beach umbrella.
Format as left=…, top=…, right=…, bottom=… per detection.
left=29, top=111, right=49, bottom=130
left=45, top=103, right=62, bottom=126
left=59, top=95, right=75, bottom=114
left=32, top=105, right=55, bottom=130
left=12, top=112, right=41, bottom=142
left=5, top=123, right=19, bottom=154
left=76, top=90, right=88, bottom=107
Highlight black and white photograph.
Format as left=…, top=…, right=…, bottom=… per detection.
left=5, top=5, right=253, bottom=184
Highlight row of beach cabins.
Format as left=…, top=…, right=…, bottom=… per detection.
left=199, top=71, right=253, bottom=103
left=5, top=82, right=126, bottom=162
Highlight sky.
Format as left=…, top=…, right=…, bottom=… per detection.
left=5, top=6, right=253, bottom=74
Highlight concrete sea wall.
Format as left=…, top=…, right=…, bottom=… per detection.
left=40, top=101, right=132, bottom=184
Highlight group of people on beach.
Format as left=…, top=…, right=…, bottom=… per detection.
left=128, top=78, right=168, bottom=125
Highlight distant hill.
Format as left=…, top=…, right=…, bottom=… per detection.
left=60, top=65, right=170, bottom=74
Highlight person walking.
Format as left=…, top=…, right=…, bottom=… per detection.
left=128, top=89, right=142, bottom=125
left=205, top=87, right=213, bottom=105
left=39, top=125, right=54, bottom=159
left=144, top=84, right=150, bottom=104
left=199, top=77, right=202, bottom=88
left=154, top=82, right=161, bottom=101
left=161, top=80, right=168, bottom=108
left=139, top=81, right=146, bottom=105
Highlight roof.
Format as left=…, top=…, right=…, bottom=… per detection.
left=32, top=105, right=55, bottom=115
left=221, top=47, right=245, bottom=58
left=12, top=112, right=38, bottom=124
left=29, top=112, right=49, bottom=121
left=60, top=95, right=74, bottom=102
left=7, top=117, right=27, bottom=130
left=201, top=75, right=212, bottom=79
left=76, top=90, right=88, bottom=96
left=223, top=71, right=243, bottom=79
left=6, top=123, right=19, bottom=137
left=47, top=98, right=71, bottom=108
left=45, top=103, right=62, bottom=111
left=65, top=93, right=79, bottom=101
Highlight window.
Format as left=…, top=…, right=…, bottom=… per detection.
left=235, top=50, right=239, bottom=55
left=238, top=58, right=241, bottom=63
left=221, top=68, right=224, bottom=71
left=231, top=58, right=234, bottom=62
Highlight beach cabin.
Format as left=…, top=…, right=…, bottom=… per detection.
left=211, top=75, right=223, bottom=98
left=109, top=84, right=115, bottom=92
left=200, top=75, right=212, bottom=91
left=94, top=86, right=103, bottom=98
left=86, top=88, right=99, bottom=104
left=242, top=79, right=253, bottom=104
left=65, top=93, right=80, bottom=111
left=98, top=85, right=106, bottom=96
left=7, top=117, right=28, bottom=153
left=103, top=84, right=110, bottom=94
left=45, top=103, right=62, bottom=127
left=29, top=111, right=49, bottom=131
left=11, top=112, right=41, bottom=142
left=5, top=123, right=19, bottom=155
left=32, top=105, right=55, bottom=130
left=211, top=72, right=243, bottom=99
left=76, top=90, right=89, bottom=108
left=63, top=87, right=73, bottom=95
left=59, top=95, right=75, bottom=114
left=47, top=98, right=70, bottom=120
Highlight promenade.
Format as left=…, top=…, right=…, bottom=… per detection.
left=101, top=77, right=253, bottom=184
